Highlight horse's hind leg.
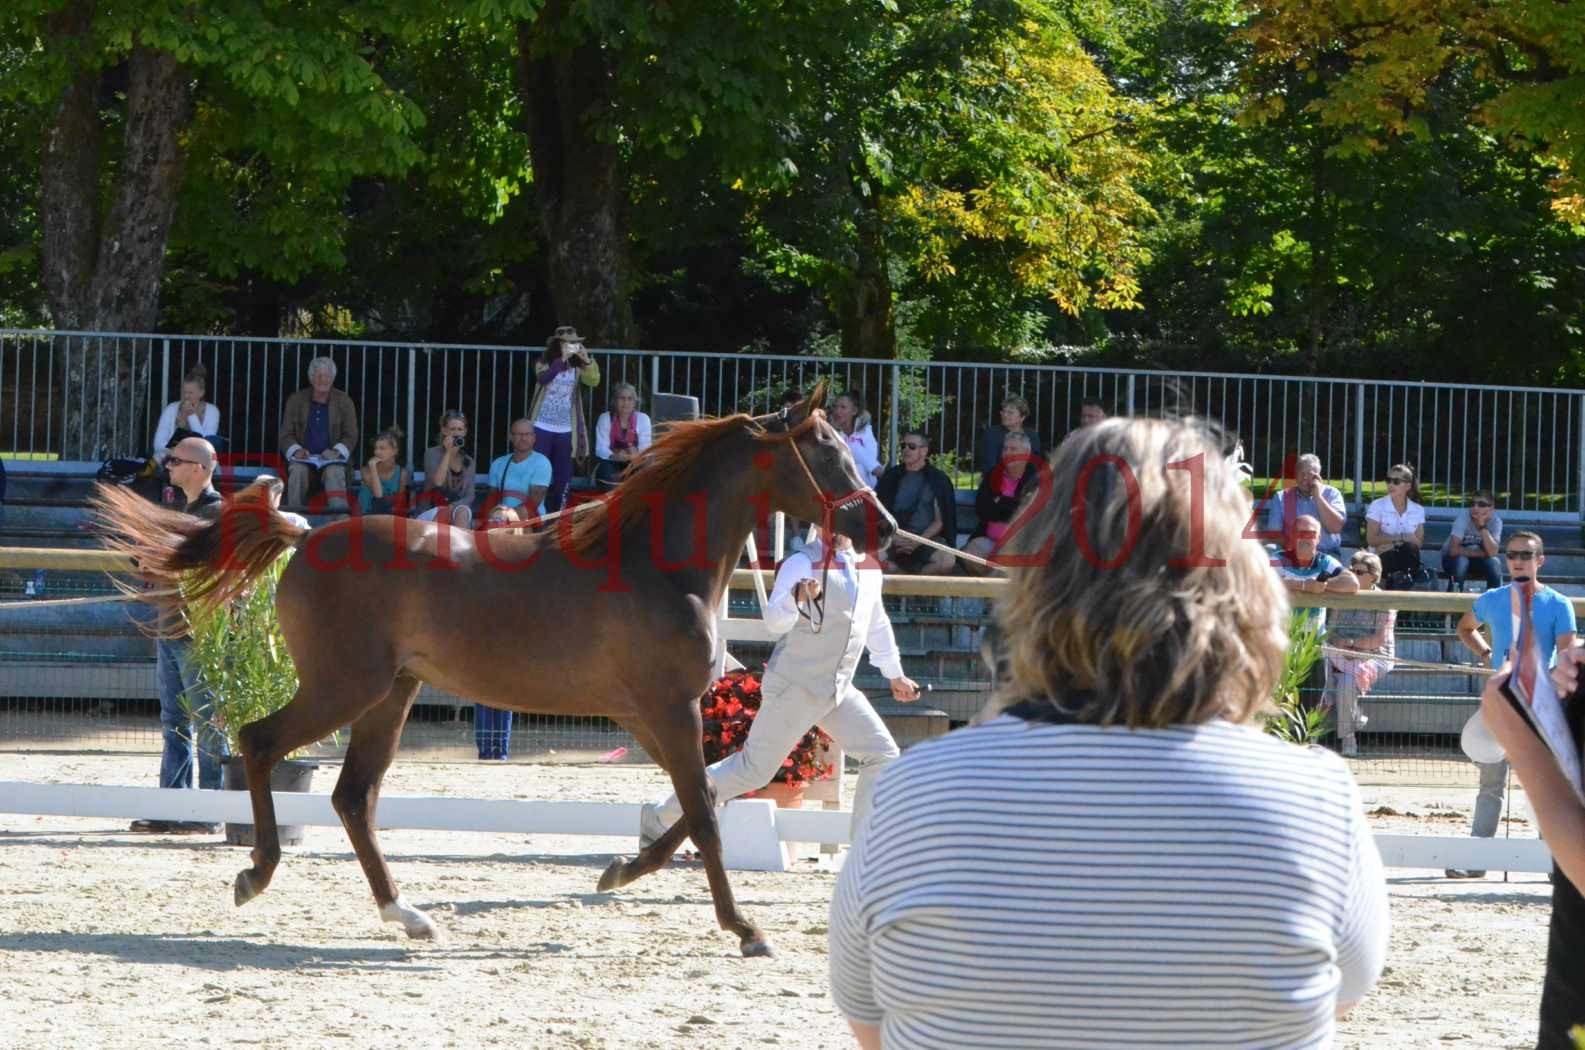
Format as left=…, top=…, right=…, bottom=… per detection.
left=602, top=700, right=770, bottom=957
left=330, top=673, right=430, bottom=938
left=233, top=678, right=379, bottom=908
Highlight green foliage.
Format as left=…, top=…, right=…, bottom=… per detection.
left=184, top=553, right=301, bottom=757
left=1265, top=612, right=1328, bottom=746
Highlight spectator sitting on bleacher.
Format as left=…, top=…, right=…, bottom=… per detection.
left=1273, top=514, right=1359, bottom=628
left=876, top=428, right=957, bottom=575
left=417, top=410, right=476, bottom=528
left=831, top=390, right=883, bottom=487
left=975, top=395, right=1042, bottom=476
left=962, top=431, right=1040, bottom=575
left=152, top=364, right=223, bottom=465
left=485, top=417, right=551, bottom=520
left=1367, top=462, right=1427, bottom=590
left=593, top=382, right=653, bottom=489
left=1324, top=551, right=1394, bottom=757
left=1440, top=489, right=1502, bottom=591
left=357, top=426, right=409, bottom=517
left=1265, top=452, right=1346, bottom=556
left=1078, top=396, right=1108, bottom=427
left=279, top=356, right=357, bottom=512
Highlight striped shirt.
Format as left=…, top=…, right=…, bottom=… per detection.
left=830, top=715, right=1389, bottom=1049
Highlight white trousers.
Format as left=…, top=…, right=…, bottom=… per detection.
left=653, top=671, right=900, bottom=830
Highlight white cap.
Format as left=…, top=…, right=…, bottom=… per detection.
left=1460, top=709, right=1506, bottom=765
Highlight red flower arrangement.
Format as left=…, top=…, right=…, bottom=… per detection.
left=699, top=668, right=834, bottom=787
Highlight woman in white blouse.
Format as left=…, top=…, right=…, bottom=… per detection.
left=831, top=390, right=882, bottom=486
left=592, top=382, right=653, bottom=488
left=152, top=365, right=222, bottom=464
left=1366, top=462, right=1426, bottom=588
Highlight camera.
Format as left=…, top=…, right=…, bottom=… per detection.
left=451, top=436, right=465, bottom=448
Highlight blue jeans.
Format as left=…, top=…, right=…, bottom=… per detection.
left=157, top=636, right=227, bottom=790
left=474, top=704, right=513, bottom=760
left=1442, top=551, right=1501, bottom=590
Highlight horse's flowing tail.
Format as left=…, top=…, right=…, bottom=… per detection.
left=92, top=480, right=307, bottom=635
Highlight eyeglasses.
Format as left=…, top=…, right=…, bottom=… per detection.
left=1506, top=550, right=1538, bottom=561
left=901, top=442, right=926, bottom=451
left=164, top=456, right=199, bottom=468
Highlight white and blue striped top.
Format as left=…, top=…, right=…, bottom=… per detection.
left=830, top=714, right=1389, bottom=1049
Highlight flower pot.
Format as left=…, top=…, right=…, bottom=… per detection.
left=748, top=780, right=808, bottom=808
left=221, top=756, right=318, bottom=848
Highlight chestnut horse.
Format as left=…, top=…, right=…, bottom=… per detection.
left=94, top=387, right=893, bottom=957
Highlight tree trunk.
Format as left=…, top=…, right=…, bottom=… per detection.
left=833, top=174, right=896, bottom=359
left=515, top=12, right=635, bottom=348
left=38, top=19, right=191, bottom=459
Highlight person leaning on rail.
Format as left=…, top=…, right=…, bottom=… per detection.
left=829, top=415, right=1388, bottom=1050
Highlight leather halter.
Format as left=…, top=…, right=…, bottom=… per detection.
left=764, top=407, right=877, bottom=633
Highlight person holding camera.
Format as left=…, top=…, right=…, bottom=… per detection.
left=417, top=410, right=476, bottom=528
left=529, top=325, right=601, bottom=513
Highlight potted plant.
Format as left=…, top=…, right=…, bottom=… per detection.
left=1266, top=612, right=1329, bottom=747
left=700, top=667, right=834, bottom=807
left=184, top=551, right=320, bottom=847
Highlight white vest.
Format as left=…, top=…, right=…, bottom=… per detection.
left=765, top=562, right=869, bottom=697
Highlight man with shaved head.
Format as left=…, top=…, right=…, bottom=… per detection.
left=130, top=436, right=228, bottom=835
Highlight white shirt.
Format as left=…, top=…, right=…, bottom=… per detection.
left=594, top=411, right=653, bottom=459
left=1366, top=496, right=1425, bottom=539
left=535, top=368, right=578, bottom=433
left=844, top=424, right=883, bottom=486
left=763, top=542, right=904, bottom=680
left=152, top=401, right=221, bottom=461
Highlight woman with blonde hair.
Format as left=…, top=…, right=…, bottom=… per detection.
left=830, top=416, right=1388, bottom=1049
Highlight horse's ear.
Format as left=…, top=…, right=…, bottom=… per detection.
left=805, top=380, right=829, bottom=414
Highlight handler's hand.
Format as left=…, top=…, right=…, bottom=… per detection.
left=890, top=676, right=921, bottom=702
left=1551, top=645, right=1585, bottom=698
left=794, top=578, right=822, bottom=603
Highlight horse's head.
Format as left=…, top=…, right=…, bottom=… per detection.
left=761, top=382, right=895, bottom=554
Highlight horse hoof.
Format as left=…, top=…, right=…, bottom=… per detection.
left=234, top=870, right=258, bottom=907
left=380, top=897, right=438, bottom=940
left=596, top=857, right=628, bottom=893
left=741, top=938, right=775, bottom=959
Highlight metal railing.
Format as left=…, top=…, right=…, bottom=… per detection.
left=5, top=329, right=1584, bottom=519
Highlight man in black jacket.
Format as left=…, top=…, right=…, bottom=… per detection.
left=876, top=430, right=958, bottom=575
left=130, top=436, right=227, bottom=835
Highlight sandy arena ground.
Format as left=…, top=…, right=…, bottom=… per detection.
left=0, top=753, right=1557, bottom=1049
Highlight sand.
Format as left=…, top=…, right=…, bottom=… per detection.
left=0, top=754, right=1557, bottom=1049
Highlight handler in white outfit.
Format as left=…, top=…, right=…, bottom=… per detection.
left=642, top=532, right=921, bottom=844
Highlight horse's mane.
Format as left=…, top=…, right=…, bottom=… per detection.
left=563, top=410, right=820, bottom=553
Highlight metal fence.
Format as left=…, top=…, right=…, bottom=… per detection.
left=5, top=329, right=1584, bottom=519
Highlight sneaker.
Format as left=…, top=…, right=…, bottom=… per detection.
left=638, top=803, right=668, bottom=851
left=1445, top=868, right=1487, bottom=879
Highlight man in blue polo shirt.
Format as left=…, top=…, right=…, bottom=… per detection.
left=1451, top=529, right=1577, bottom=877
left=486, top=417, right=552, bottom=519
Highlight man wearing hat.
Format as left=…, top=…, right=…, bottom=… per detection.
left=527, top=325, right=601, bottom=513
left=1451, top=529, right=1576, bottom=877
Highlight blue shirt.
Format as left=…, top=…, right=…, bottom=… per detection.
left=1472, top=583, right=1577, bottom=669
left=1274, top=551, right=1344, bottom=628
left=1265, top=485, right=1347, bottom=553
left=304, top=401, right=331, bottom=455
left=488, top=452, right=552, bottom=517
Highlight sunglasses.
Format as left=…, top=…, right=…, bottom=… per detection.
left=1506, top=550, right=1538, bottom=561
left=1387, top=477, right=1410, bottom=485
left=901, top=442, right=927, bottom=451
left=1472, top=500, right=1492, bottom=507
left=164, top=456, right=200, bottom=468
